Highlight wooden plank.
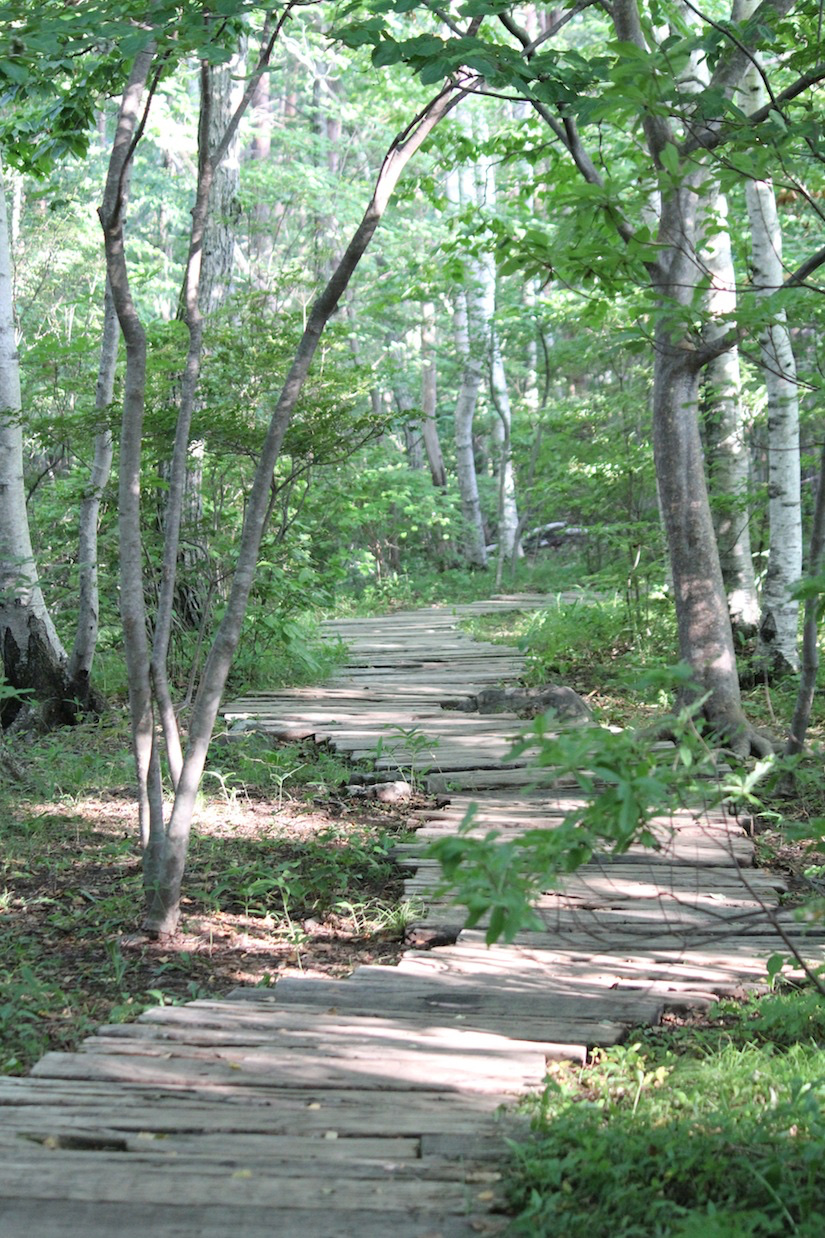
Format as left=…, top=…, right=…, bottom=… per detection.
left=0, top=1201, right=492, bottom=1238
left=0, top=1155, right=499, bottom=1212
left=0, top=1079, right=516, bottom=1135
left=228, top=977, right=662, bottom=1029
left=87, top=1018, right=569, bottom=1064
left=33, top=1044, right=546, bottom=1095
left=0, top=1128, right=421, bottom=1162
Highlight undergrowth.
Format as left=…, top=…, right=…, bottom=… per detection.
left=0, top=721, right=416, bottom=1075
left=506, top=990, right=825, bottom=1237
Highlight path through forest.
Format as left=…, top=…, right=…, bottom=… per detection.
left=1, top=596, right=825, bottom=1237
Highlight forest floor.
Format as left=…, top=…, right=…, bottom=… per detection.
left=0, top=739, right=427, bottom=1075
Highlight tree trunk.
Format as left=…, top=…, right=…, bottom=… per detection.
left=248, top=70, right=274, bottom=284
left=653, top=334, right=750, bottom=743
left=66, top=277, right=117, bottom=712
left=700, top=191, right=759, bottom=635
left=0, top=153, right=70, bottom=728
left=785, top=437, right=825, bottom=757
left=198, top=43, right=246, bottom=316
left=490, top=325, right=522, bottom=570
left=452, top=283, right=488, bottom=568
left=738, top=0, right=802, bottom=674
left=747, top=174, right=802, bottom=674
left=99, top=46, right=165, bottom=865
left=420, top=301, right=447, bottom=487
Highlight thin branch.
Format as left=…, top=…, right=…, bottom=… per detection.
left=784, top=243, right=825, bottom=289
left=681, top=0, right=780, bottom=110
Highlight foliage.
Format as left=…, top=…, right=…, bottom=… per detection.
left=429, top=678, right=730, bottom=944
left=506, top=991, right=825, bottom=1236
left=190, top=822, right=402, bottom=921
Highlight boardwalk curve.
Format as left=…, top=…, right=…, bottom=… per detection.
left=2, top=595, right=824, bottom=1237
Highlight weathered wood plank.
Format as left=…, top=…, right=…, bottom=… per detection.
left=0, top=1078, right=515, bottom=1135
left=0, top=1201, right=493, bottom=1238
left=32, top=1044, right=546, bottom=1094
left=0, top=1154, right=499, bottom=1212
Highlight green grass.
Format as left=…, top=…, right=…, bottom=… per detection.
left=459, top=590, right=681, bottom=724
left=506, top=991, right=825, bottom=1237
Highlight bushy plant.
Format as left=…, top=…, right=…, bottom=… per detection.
left=507, top=993, right=825, bottom=1237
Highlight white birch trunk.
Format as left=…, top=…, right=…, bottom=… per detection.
left=746, top=175, right=802, bottom=672
left=490, top=326, right=522, bottom=569
left=420, top=301, right=447, bottom=487
left=738, top=0, right=802, bottom=673
left=451, top=283, right=488, bottom=568
left=701, top=191, right=759, bottom=633
left=446, top=165, right=487, bottom=568
left=0, top=154, right=69, bottom=724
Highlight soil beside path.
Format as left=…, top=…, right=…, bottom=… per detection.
left=2, top=595, right=825, bottom=1238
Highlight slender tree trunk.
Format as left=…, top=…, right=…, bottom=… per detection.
left=747, top=176, right=802, bottom=674
left=98, top=46, right=164, bottom=864
left=738, top=0, right=802, bottom=674
left=701, top=191, right=759, bottom=634
left=490, top=325, right=521, bottom=569
left=420, top=301, right=447, bottom=487
left=0, top=154, right=71, bottom=728
left=392, top=343, right=425, bottom=469
left=248, top=70, right=274, bottom=284
left=452, top=283, right=488, bottom=568
left=66, top=277, right=117, bottom=710
left=785, top=438, right=825, bottom=757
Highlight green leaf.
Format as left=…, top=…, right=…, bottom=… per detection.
left=372, top=38, right=402, bottom=68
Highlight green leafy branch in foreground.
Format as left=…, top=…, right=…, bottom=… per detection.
left=428, top=671, right=743, bottom=944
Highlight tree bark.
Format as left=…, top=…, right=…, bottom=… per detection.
left=420, top=301, right=447, bottom=487
left=490, top=324, right=522, bottom=570
left=66, top=277, right=117, bottom=712
left=785, top=437, right=825, bottom=757
left=451, top=280, right=489, bottom=569
left=700, top=191, right=759, bottom=635
left=747, top=173, right=802, bottom=674
left=0, top=153, right=70, bottom=728
left=738, top=0, right=802, bottom=674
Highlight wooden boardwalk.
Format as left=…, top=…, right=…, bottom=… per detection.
left=2, top=595, right=825, bottom=1236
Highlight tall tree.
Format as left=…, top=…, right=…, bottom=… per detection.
left=66, top=277, right=118, bottom=712
left=0, top=154, right=71, bottom=725
left=99, top=12, right=482, bottom=933
left=738, top=0, right=803, bottom=674
left=419, top=300, right=447, bottom=487
left=701, top=192, right=760, bottom=636
left=447, top=161, right=489, bottom=569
